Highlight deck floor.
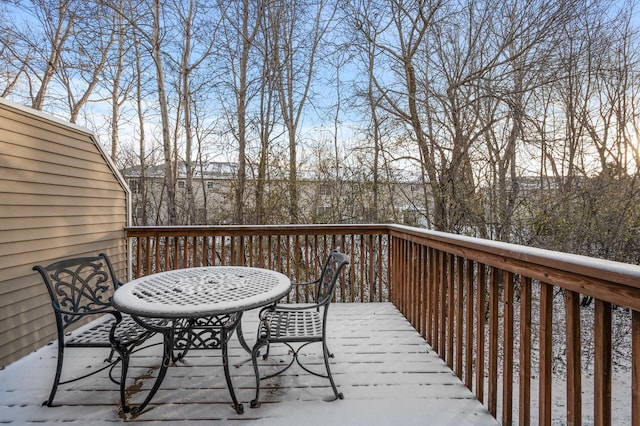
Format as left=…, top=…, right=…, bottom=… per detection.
left=0, top=303, right=497, bottom=425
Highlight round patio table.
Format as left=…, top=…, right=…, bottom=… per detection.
left=113, top=266, right=291, bottom=416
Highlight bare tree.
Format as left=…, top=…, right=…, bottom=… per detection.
left=105, top=0, right=178, bottom=224
left=107, top=0, right=128, bottom=161
left=350, top=0, right=444, bottom=227
left=0, top=9, right=29, bottom=98
left=253, top=10, right=282, bottom=225
left=266, top=0, right=337, bottom=223
left=171, top=0, right=219, bottom=224
left=215, top=0, right=264, bottom=225
left=29, top=0, right=77, bottom=110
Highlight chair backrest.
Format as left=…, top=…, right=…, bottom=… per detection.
left=315, top=250, right=349, bottom=306
left=33, top=253, right=122, bottom=330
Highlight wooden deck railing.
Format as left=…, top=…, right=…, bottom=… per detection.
left=126, top=224, right=640, bottom=425
left=125, top=224, right=390, bottom=303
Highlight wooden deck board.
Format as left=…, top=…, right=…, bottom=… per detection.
left=0, top=303, right=497, bottom=425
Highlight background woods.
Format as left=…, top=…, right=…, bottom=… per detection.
left=2, top=0, right=640, bottom=264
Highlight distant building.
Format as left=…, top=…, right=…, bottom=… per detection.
left=122, top=161, right=431, bottom=226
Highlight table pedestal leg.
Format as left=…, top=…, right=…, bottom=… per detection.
left=235, top=312, right=252, bottom=353
left=128, top=328, right=174, bottom=416
left=222, top=331, right=244, bottom=414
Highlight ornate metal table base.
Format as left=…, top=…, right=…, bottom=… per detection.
left=126, top=313, right=245, bottom=416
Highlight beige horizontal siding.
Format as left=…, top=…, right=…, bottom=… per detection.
left=0, top=98, right=129, bottom=368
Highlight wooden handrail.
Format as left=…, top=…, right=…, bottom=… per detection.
left=126, top=223, right=640, bottom=424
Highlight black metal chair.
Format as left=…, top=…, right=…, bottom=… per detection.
left=33, top=253, right=159, bottom=410
left=250, top=250, right=350, bottom=408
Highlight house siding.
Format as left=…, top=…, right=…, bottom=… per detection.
left=0, top=98, right=129, bottom=368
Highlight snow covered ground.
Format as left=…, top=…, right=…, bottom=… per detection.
left=0, top=303, right=497, bottom=425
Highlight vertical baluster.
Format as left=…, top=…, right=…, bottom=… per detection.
left=431, top=249, right=440, bottom=353
left=437, top=250, right=445, bottom=356
left=144, top=236, right=151, bottom=275
left=135, top=236, right=142, bottom=278
left=164, top=236, right=170, bottom=271
left=465, top=259, right=474, bottom=390
left=409, top=241, right=416, bottom=333
left=213, top=234, right=218, bottom=266
left=273, top=235, right=279, bottom=271
left=304, top=235, right=310, bottom=302
left=385, top=234, right=391, bottom=302
left=396, top=238, right=404, bottom=313
left=359, top=235, right=365, bottom=303
left=455, top=257, right=464, bottom=379
left=378, top=235, right=384, bottom=302
left=475, top=263, right=486, bottom=404
left=192, top=236, right=197, bottom=267
left=182, top=236, right=189, bottom=268
left=488, top=267, right=499, bottom=417
left=336, top=234, right=346, bottom=301
left=633, top=310, right=640, bottom=426
left=231, top=235, right=237, bottom=265
left=503, top=271, right=514, bottom=425
left=294, top=235, right=300, bottom=301
left=394, top=237, right=401, bottom=312
left=447, top=254, right=454, bottom=369
left=172, top=236, right=179, bottom=269
left=420, top=245, right=427, bottom=338
left=221, top=236, right=227, bottom=265
left=565, top=289, right=582, bottom=426
left=154, top=235, right=161, bottom=273
left=312, top=234, right=318, bottom=280
left=419, top=242, right=423, bottom=326
left=539, top=281, right=553, bottom=426
left=369, top=234, right=375, bottom=303
left=404, top=239, right=410, bottom=316
left=415, top=242, right=421, bottom=328
left=594, top=299, right=612, bottom=426
left=203, top=234, right=209, bottom=266
left=427, top=247, right=438, bottom=350
left=282, top=233, right=287, bottom=271
left=519, top=277, right=532, bottom=425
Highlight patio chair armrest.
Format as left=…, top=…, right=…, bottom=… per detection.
left=290, top=278, right=321, bottom=288
left=279, top=279, right=321, bottom=301
left=52, top=305, right=120, bottom=319
left=266, top=279, right=320, bottom=305
left=260, top=303, right=322, bottom=317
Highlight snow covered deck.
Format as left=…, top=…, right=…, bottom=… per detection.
left=0, top=303, right=497, bottom=425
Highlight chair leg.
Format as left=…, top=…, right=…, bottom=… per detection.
left=322, top=340, right=343, bottom=400
left=44, top=342, right=65, bottom=406
left=250, top=339, right=268, bottom=408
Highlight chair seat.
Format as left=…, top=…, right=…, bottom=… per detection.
left=260, top=307, right=323, bottom=341
left=66, top=314, right=161, bottom=348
